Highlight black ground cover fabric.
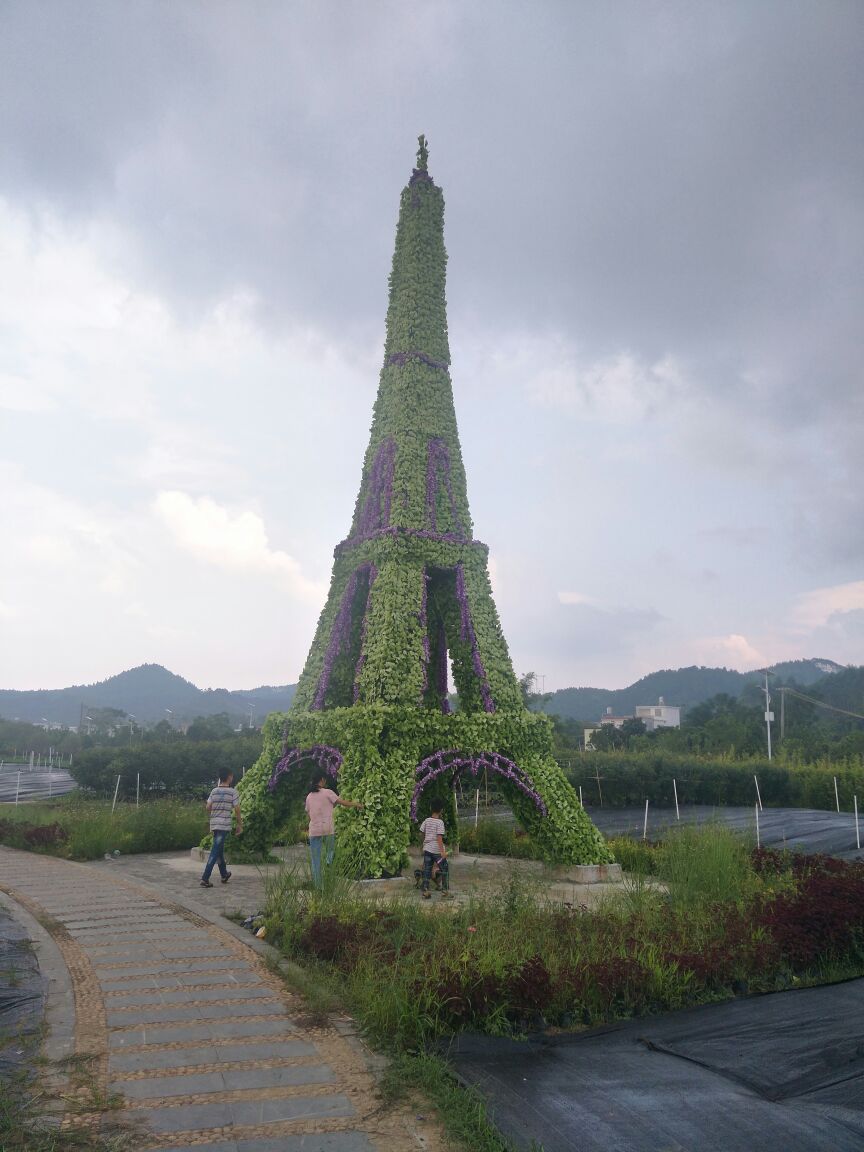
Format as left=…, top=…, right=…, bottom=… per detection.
left=589, top=804, right=864, bottom=860
left=446, top=979, right=864, bottom=1151
left=0, top=904, right=45, bottom=1081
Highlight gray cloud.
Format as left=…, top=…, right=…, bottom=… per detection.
left=1, top=1, right=862, bottom=688
left=4, top=4, right=861, bottom=358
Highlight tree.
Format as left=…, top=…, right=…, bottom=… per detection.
left=588, top=717, right=646, bottom=752
left=186, top=713, right=235, bottom=742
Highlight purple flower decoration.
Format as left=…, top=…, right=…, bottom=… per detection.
left=409, top=750, right=547, bottom=820
left=356, top=438, right=396, bottom=537
left=425, top=437, right=464, bottom=536
left=268, top=744, right=344, bottom=792
left=312, top=564, right=375, bottom=710
left=386, top=349, right=448, bottom=372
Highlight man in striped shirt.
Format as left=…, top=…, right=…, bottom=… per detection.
left=200, top=770, right=242, bottom=888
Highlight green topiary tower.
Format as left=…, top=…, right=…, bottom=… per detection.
left=237, top=138, right=611, bottom=874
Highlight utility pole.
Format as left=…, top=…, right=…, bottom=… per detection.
left=780, top=687, right=785, bottom=743
left=757, top=669, right=774, bottom=761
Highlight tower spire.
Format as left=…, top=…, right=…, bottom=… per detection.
left=416, top=133, right=429, bottom=171
left=348, top=136, right=468, bottom=545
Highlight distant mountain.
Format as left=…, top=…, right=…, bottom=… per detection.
left=1, top=657, right=849, bottom=729
left=538, top=658, right=846, bottom=723
left=0, top=664, right=296, bottom=726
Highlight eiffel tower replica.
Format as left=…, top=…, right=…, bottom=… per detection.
left=239, top=138, right=610, bottom=875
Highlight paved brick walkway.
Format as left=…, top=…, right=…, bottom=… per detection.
left=0, top=847, right=443, bottom=1152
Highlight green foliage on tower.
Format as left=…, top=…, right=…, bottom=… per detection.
left=235, top=138, right=612, bottom=874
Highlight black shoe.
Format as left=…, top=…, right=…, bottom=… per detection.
left=221, top=871, right=232, bottom=884
left=200, top=879, right=213, bottom=888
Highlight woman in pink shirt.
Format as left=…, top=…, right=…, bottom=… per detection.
left=305, top=774, right=363, bottom=887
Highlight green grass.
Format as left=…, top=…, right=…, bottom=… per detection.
left=658, top=822, right=756, bottom=908
left=0, top=796, right=207, bottom=859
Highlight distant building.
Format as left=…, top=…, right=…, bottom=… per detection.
left=588, top=697, right=681, bottom=745
left=634, top=696, right=681, bottom=730
left=599, top=708, right=632, bottom=730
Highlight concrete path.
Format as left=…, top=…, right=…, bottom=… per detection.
left=104, top=843, right=626, bottom=914
left=0, top=846, right=444, bottom=1152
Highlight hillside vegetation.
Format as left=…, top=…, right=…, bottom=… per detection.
left=539, top=658, right=845, bottom=722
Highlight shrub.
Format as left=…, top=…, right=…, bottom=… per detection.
left=756, top=857, right=864, bottom=967
left=567, top=750, right=864, bottom=811
left=606, top=836, right=660, bottom=876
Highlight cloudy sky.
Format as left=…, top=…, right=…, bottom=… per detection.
left=1, top=1, right=862, bottom=693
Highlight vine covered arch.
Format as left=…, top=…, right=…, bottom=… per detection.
left=258, top=744, right=344, bottom=839
left=410, top=750, right=547, bottom=821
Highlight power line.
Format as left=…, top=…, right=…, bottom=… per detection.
left=783, top=686, right=864, bottom=723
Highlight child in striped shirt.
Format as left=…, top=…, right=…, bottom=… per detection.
left=419, top=802, right=450, bottom=899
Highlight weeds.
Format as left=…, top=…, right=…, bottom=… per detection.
left=0, top=1063, right=135, bottom=1152
left=380, top=1051, right=515, bottom=1152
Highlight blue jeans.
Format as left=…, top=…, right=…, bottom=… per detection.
left=422, top=851, right=448, bottom=892
left=309, top=835, right=335, bottom=887
left=202, top=829, right=230, bottom=881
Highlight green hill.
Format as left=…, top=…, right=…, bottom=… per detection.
left=538, top=659, right=845, bottom=722
left=0, top=663, right=296, bottom=727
